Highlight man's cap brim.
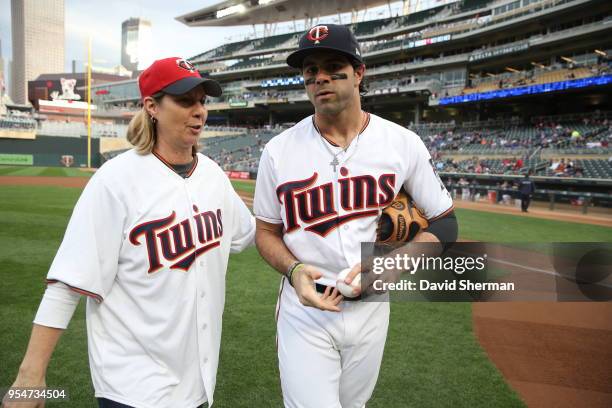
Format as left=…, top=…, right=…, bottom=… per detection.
left=162, top=76, right=222, bottom=97
left=286, top=47, right=363, bottom=69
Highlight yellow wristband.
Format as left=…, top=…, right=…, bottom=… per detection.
left=287, top=262, right=304, bottom=287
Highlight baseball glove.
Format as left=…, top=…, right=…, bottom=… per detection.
left=376, top=189, right=428, bottom=243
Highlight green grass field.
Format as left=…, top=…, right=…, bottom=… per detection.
left=231, top=179, right=255, bottom=194
left=1, top=181, right=610, bottom=407
left=0, top=165, right=93, bottom=178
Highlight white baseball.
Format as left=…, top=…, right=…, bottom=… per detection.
left=336, top=267, right=361, bottom=298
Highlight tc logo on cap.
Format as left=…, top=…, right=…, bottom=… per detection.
left=307, top=25, right=329, bottom=44
left=176, top=58, right=196, bottom=72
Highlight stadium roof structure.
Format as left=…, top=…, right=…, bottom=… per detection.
left=176, top=0, right=395, bottom=27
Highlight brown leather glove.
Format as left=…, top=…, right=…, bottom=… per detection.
left=376, top=188, right=428, bottom=243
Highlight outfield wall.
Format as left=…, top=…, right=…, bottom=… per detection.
left=0, top=135, right=100, bottom=167
left=441, top=172, right=612, bottom=210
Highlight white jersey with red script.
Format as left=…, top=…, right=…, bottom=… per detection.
left=254, top=113, right=453, bottom=286
left=254, top=113, right=453, bottom=408
left=46, top=149, right=255, bottom=408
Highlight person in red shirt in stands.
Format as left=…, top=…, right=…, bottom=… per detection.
left=514, top=157, right=523, bottom=170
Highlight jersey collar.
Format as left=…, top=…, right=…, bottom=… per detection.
left=152, top=150, right=198, bottom=179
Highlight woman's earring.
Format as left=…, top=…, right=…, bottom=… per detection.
left=150, top=115, right=157, bottom=124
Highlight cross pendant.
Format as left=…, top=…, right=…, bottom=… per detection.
left=330, top=156, right=339, bottom=172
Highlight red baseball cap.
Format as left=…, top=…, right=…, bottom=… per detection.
left=138, top=57, right=222, bottom=99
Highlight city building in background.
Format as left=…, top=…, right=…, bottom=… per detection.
left=6, top=60, right=12, bottom=101
left=121, top=18, right=153, bottom=73
left=10, top=0, right=65, bottom=104
left=86, top=64, right=132, bottom=78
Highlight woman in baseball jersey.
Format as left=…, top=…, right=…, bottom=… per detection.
left=4, top=58, right=255, bottom=408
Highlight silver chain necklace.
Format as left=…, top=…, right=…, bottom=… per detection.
left=314, top=112, right=367, bottom=172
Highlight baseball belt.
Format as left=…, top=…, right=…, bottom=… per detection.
left=315, top=283, right=362, bottom=301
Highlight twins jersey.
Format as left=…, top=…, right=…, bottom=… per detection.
left=254, top=113, right=452, bottom=284
left=46, top=150, right=254, bottom=408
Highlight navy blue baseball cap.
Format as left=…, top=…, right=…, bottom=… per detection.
left=287, top=24, right=364, bottom=69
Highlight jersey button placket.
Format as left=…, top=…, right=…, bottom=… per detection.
left=188, top=183, right=209, bottom=370
left=187, top=181, right=207, bottom=300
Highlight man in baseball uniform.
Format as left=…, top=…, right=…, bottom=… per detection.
left=4, top=57, right=255, bottom=408
left=254, top=25, right=458, bottom=407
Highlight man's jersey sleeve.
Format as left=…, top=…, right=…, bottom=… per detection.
left=46, top=174, right=126, bottom=301
left=402, top=135, right=454, bottom=221
left=254, top=147, right=283, bottom=224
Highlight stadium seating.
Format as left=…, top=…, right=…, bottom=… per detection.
left=366, top=39, right=403, bottom=53
left=196, top=3, right=448, bottom=64
left=393, top=6, right=446, bottom=28
left=200, top=130, right=278, bottom=172
left=436, top=157, right=611, bottom=179
left=229, top=57, right=274, bottom=71
left=352, top=19, right=389, bottom=37
left=0, top=116, right=36, bottom=130
left=460, top=64, right=607, bottom=97
left=81, top=1, right=612, bottom=186
left=416, top=120, right=610, bottom=154
left=461, top=0, right=492, bottom=11
left=37, top=121, right=128, bottom=138
left=256, top=33, right=296, bottom=51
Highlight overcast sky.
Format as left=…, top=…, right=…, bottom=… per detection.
left=0, top=0, right=254, bottom=74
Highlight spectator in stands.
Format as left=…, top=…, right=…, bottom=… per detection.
left=495, top=182, right=503, bottom=203
left=549, top=158, right=559, bottom=171
left=445, top=177, right=455, bottom=198
left=514, top=157, right=524, bottom=170
left=468, top=179, right=477, bottom=201
left=459, top=177, right=470, bottom=200
left=500, top=181, right=512, bottom=205
left=502, top=157, right=512, bottom=171
left=554, top=158, right=566, bottom=176
left=573, top=163, right=583, bottom=177
left=565, top=159, right=574, bottom=175
left=518, top=172, right=536, bottom=212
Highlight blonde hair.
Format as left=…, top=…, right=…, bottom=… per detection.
left=126, top=109, right=156, bottom=154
